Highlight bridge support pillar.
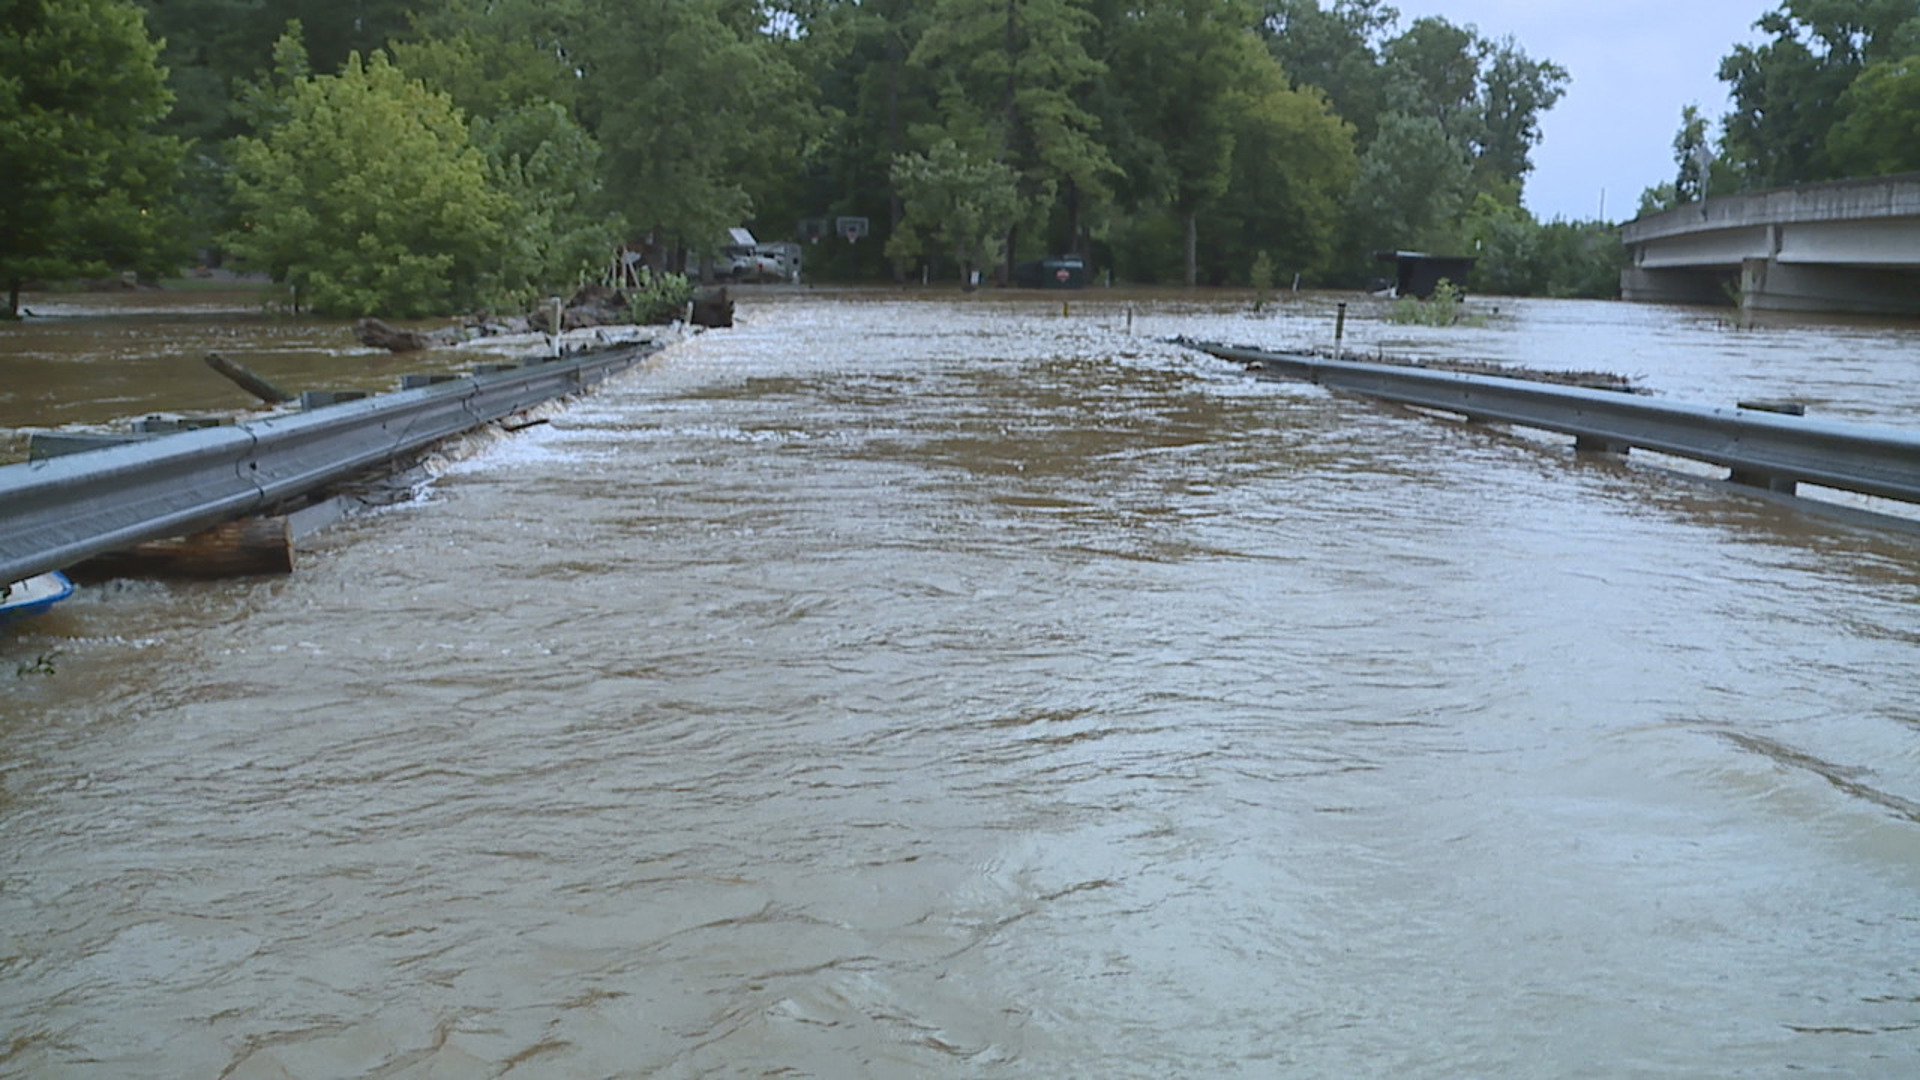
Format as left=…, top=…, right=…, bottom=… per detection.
left=1739, top=258, right=1920, bottom=316
left=1620, top=266, right=1736, bottom=306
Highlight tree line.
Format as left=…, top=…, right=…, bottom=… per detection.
left=7, top=0, right=1699, bottom=318
left=1642, top=0, right=1920, bottom=214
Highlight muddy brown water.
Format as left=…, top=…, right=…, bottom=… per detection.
left=4, top=288, right=1920, bottom=1077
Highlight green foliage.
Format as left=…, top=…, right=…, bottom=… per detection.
left=224, top=47, right=511, bottom=316
left=911, top=0, right=1116, bottom=260
left=48, top=0, right=1595, bottom=302
left=887, top=138, right=1022, bottom=283
left=1534, top=220, right=1628, bottom=299
left=1717, top=0, right=1920, bottom=187
left=627, top=268, right=694, bottom=324
left=1475, top=38, right=1568, bottom=191
left=1207, top=73, right=1356, bottom=285
left=1381, top=16, right=1485, bottom=143
left=0, top=0, right=187, bottom=313
left=1259, top=0, right=1397, bottom=144
left=1347, top=111, right=1473, bottom=258
left=1459, top=191, right=1628, bottom=295
left=472, top=103, right=625, bottom=307
left=1460, top=194, right=1625, bottom=299
left=1261, top=3, right=1564, bottom=277
left=1104, top=0, right=1301, bottom=284
left=1385, top=278, right=1480, bottom=325
left=1249, top=250, right=1276, bottom=293
left=579, top=0, right=817, bottom=255
left=1827, top=53, right=1920, bottom=175
left=137, top=0, right=433, bottom=142
left=388, top=25, right=578, bottom=119
left=1462, top=193, right=1541, bottom=295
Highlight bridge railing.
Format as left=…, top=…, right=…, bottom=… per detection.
left=1622, top=171, right=1920, bottom=244
left=0, top=343, right=656, bottom=584
left=1185, top=341, right=1920, bottom=507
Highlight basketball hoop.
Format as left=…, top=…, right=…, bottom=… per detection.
left=835, top=216, right=870, bottom=245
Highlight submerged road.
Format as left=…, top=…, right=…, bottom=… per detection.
left=3, top=291, right=1919, bottom=1076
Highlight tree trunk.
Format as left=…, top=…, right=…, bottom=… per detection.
left=7, top=277, right=20, bottom=319
left=1185, top=211, right=1199, bottom=287
left=887, top=12, right=903, bottom=235
left=1065, top=179, right=1082, bottom=257
left=72, top=517, right=294, bottom=580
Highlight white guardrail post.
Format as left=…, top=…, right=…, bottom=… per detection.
left=0, top=344, right=653, bottom=584
left=1186, top=340, right=1920, bottom=507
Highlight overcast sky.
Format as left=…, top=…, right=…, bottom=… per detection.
left=1392, top=0, right=1774, bottom=222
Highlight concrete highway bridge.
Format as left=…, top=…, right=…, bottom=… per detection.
left=1621, top=172, right=1920, bottom=315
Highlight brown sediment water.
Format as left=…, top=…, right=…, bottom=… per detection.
left=3, top=288, right=1919, bottom=1076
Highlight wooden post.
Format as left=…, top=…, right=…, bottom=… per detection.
left=71, top=517, right=294, bottom=580
left=205, top=353, right=294, bottom=405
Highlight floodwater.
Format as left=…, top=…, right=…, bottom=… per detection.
left=4, top=288, right=1920, bottom=1077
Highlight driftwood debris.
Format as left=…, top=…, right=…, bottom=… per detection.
left=528, top=284, right=635, bottom=333
left=354, top=317, right=468, bottom=352
left=205, top=352, right=294, bottom=405
left=71, top=516, right=294, bottom=580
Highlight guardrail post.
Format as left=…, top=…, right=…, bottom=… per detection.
left=1728, top=468, right=1797, bottom=495
left=1574, top=435, right=1630, bottom=455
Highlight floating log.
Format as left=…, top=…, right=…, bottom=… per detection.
left=354, top=317, right=467, bottom=352
left=204, top=352, right=293, bottom=404
left=71, top=516, right=294, bottom=580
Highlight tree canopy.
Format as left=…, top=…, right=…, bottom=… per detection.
left=225, top=43, right=511, bottom=316
left=6, top=0, right=1625, bottom=313
left=1649, top=0, right=1920, bottom=202
left=1, top=0, right=185, bottom=316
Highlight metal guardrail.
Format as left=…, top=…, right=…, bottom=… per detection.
left=1185, top=340, right=1920, bottom=506
left=0, top=343, right=656, bottom=583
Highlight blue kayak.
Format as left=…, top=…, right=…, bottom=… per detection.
left=0, top=571, right=75, bottom=625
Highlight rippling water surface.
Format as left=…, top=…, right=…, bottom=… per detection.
left=4, top=290, right=1920, bottom=1077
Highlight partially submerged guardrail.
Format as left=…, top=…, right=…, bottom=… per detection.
left=0, top=343, right=658, bottom=584
left=1183, top=340, right=1920, bottom=507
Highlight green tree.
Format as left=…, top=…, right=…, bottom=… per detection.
left=225, top=47, right=511, bottom=316
left=1474, top=37, right=1567, bottom=192
left=789, top=0, right=943, bottom=279
left=1535, top=219, right=1625, bottom=299
left=1827, top=53, right=1920, bottom=174
left=1205, top=72, right=1357, bottom=284
left=389, top=25, right=581, bottom=120
left=1105, top=0, right=1279, bottom=285
left=1345, top=110, right=1472, bottom=258
left=391, top=20, right=618, bottom=304
left=136, top=0, right=266, bottom=145
left=1258, top=0, right=1398, bottom=145
left=910, top=0, right=1116, bottom=269
left=1636, top=105, right=1737, bottom=214
left=1671, top=103, right=1714, bottom=202
left=473, top=103, right=624, bottom=305
left=578, top=0, right=816, bottom=261
left=1381, top=16, right=1483, bottom=143
left=886, top=138, right=1021, bottom=285
left=1718, top=0, right=1920, bottom=187
left=1, top=0, right=185, bottom=317
left=1460, top=192, right=1540, bottom=294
